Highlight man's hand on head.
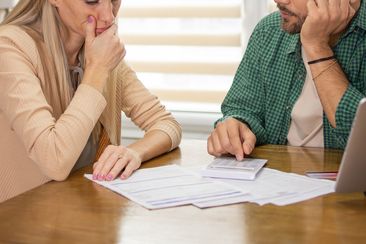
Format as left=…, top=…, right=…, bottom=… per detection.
left=301, top=0, right=357, bottom=57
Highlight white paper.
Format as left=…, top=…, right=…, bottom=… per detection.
left=193, top=193, right=253, bottom=208
left=84, top=165, right=241, bottom=209
left=85, top=164, right=335, bottom=209
left=194, top=168, right=335, bottom=208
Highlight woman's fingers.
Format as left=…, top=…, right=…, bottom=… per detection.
left=106, top=156, right=130, bottom=181
left=93, top=145, right=115, bottom=180
left=92, top=145, right=141, bottom=181
left=120, top=149, right=142, bottom=179
left=120, top=161, right=139, bottom=179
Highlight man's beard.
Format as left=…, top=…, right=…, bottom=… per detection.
left=277, top=4, right=306, bottom=34
left=281, top=17, right=305, bottom=34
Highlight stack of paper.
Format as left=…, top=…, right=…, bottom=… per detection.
left=194, top=168, right=335, bottom=208
left=85, top=165, right=242, bottom=209
left=85, top=165, right=335, bottom=209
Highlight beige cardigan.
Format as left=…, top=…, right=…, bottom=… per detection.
left=0, top=25, right=182, bottom=202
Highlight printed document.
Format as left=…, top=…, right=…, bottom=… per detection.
left=195, top=168, right=335, bottom=208
left=85, top=165, right=335, bottom=209
left=85, top=165, right=242, bottom=209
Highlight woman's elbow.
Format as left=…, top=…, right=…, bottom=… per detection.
left=29, top=143, right=79, bottom=181
left=31, top=154, right=74, bottom=181
left=42, top=166, right=71, bottom=181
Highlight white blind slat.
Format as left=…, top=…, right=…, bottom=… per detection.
left=121, top=34, right=241, bottom=46
left=0, top=0, right=17, bottom=9
left=120, top=4, right=241, bottom=18
left=118, top=0, right=276, bottom=104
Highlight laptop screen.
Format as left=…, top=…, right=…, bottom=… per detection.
left=335, top=98, right=366, bottom=193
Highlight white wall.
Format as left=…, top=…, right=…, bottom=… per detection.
left=121, top=102, right=222, bottom=145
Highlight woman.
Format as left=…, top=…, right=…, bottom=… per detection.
left=0, top=0, right=181, bottom=202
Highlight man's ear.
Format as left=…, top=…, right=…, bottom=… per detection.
left=350, top=0, right=361, bottom=12
left=48, top=0, right=60, bottom=7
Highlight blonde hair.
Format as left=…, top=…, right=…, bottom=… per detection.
left=2, top=0, right=105, bottom=142
left=2, top=0, right=74, bottom=115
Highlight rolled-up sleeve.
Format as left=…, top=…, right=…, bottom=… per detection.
left=331, top=83, right=365, bottom=147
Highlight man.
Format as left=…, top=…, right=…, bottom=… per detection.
left=208, top=0, right=365, bottom=160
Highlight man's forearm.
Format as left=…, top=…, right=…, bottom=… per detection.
left=304, top=46, right=349, bottom=128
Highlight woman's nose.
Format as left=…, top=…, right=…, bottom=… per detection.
left=98, top=2, right=115, bottom=25
left=273, top=0, right=290, bottom=5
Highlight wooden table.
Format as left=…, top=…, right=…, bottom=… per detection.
left=0, top=140, right=365, bottom=244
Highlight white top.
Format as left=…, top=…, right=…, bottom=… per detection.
left=287, top=47, right=324, bottom=147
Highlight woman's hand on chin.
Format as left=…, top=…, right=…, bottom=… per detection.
left=82, top=15, right=126, bottom=92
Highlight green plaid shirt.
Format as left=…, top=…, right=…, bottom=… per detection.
left=218, top=1, right=366, bottom=149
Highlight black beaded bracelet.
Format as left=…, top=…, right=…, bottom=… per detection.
left=307, top=55, right=336, bottom=65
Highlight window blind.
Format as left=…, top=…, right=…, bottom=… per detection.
left=0, top=0, right=17, bottom=21
left=118, top=0, right=244, bottom=104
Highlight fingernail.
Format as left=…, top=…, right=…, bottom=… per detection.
left=120, top=174, right=126, bottom=180
left=106, top=174, right=113, bottom=181
left=87, top=16, right=93, bottom=23
left=92, top=174, right=97, bottom=180
left=97, top=174, right=103, bottom=181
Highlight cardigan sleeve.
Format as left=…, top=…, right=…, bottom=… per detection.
left=117, top=63, right=182, bottom=150
left=0, top=36, right=106, bottom=181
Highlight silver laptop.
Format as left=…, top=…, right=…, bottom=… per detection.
left=335, top=98, right=366, bottom=193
